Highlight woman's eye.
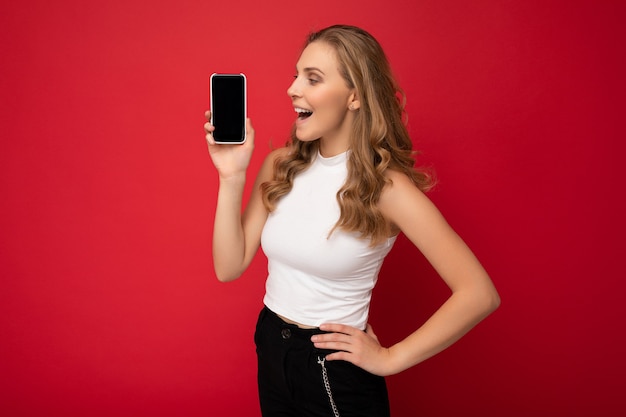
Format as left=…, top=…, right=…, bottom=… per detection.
left=292, top=74, right=319, bottom=84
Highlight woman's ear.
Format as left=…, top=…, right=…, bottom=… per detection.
left=348, top=93, right=361, bottom=111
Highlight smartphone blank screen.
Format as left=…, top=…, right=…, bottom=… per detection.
left=211, top=74, right=246, bottom=143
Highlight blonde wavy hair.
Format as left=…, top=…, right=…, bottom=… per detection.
left=261, top=25, right=433, bottom=244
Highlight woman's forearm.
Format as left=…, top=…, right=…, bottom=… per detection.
left=212, top=173, right=248, bottom=282
left=387, top=283, right=500, bottom=374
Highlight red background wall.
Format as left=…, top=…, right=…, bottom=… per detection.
left=1, top=1, right=623, bottom=416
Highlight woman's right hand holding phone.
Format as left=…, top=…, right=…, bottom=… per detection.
left=204, top=110, right=255, bottom=180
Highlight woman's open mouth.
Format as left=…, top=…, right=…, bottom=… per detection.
left=295, top=107, right=313, bottom=121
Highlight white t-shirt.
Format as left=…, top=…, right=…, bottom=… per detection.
left=261, top=151, right=396, bottom=329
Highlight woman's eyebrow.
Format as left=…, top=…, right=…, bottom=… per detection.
left=296, top=66, right=325, bottom=75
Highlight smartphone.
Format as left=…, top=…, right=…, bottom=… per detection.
left=210, top=73, right=247, bottom=144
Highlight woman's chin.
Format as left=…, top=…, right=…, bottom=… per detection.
left=294, top=130, right=319, bottom=142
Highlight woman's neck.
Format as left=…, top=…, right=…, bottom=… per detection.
left=318, top=138, right=350, bottom=158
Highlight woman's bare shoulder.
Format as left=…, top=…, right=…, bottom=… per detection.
left=268, top=145, right=290, bottom=160
left=383, top=169, right=426, bottom=195
left=257, top=146, right=290, bottom=180
left=379, top=168, right=433, bottom=221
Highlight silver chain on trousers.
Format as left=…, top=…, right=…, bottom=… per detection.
left=317, top=356, right=341, bottom=417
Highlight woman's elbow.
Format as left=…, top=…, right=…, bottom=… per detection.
left=464, top=282, right=500, bottom=317
left=484, top=286, right=501, bottom=315
left=214, top=268, right=243, bottom=283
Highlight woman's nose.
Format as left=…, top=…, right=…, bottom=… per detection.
left=287, top=77, right=301, bottom=99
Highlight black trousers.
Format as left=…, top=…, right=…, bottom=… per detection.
left=254, top=306, right=390, bottom=417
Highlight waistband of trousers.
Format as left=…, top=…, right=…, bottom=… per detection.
left=263, top=305, right=329, bottom=338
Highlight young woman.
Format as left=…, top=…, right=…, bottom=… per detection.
left=205, top=25, right=500, bottom=417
